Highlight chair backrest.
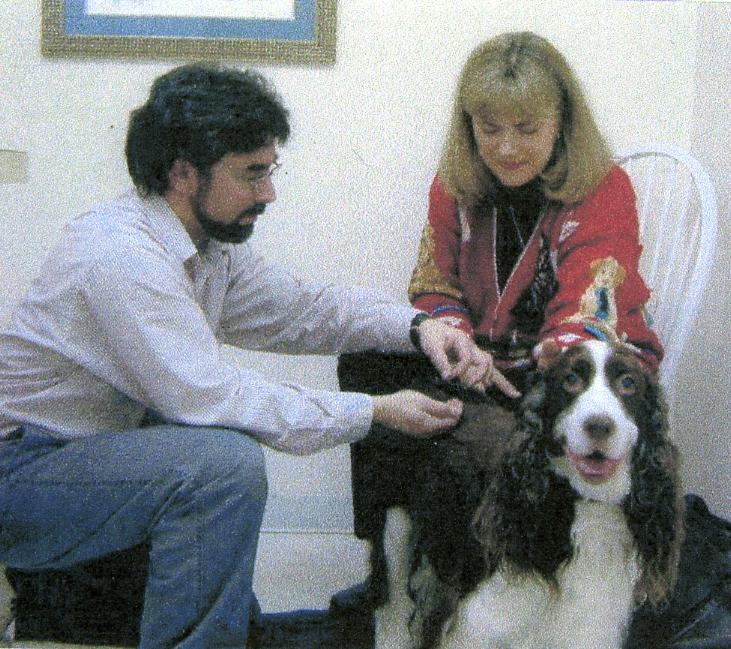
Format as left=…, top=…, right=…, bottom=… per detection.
left=616, top=143, right=719, bottom=392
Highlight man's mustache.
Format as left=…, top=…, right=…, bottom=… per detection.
left=244, top=204, right=266, bottom=217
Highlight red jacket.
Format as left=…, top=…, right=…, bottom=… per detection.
left=408, top=166, right=663, bottom=370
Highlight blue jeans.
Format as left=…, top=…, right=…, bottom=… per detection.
left=0, top=424, right=268, bottom=648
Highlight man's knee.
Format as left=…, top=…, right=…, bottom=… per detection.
left=153, top=426, right=268, bottom=511
left=200, top=428, right=266, bottom=501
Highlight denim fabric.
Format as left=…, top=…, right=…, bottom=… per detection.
left=0, top=424, right=267, bottom=648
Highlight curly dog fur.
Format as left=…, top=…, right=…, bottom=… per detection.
left=375, top=340, right=684, bottom=649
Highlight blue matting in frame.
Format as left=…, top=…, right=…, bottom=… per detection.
left=64, top=0, right=316, bottom=41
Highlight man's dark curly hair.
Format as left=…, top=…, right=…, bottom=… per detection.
left=125, top=63, right=290, bottom=196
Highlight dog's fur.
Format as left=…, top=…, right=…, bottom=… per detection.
left=375, top=340, right=684, bottom=649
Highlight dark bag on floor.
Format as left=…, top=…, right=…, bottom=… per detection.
left=6, top=543, right=148, bottom=646
left=625, top=494, right=731, bottom=648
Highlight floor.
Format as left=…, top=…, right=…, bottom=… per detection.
left=1, top=530, right=371, bottom=648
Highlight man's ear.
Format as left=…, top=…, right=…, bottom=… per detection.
left=168, top=159, right=199, bottom=196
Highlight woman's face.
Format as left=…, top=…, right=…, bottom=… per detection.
left=471, top=109, right=560, bottom=188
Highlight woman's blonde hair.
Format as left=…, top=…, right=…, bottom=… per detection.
left=439, top=32, right=613, bottom=207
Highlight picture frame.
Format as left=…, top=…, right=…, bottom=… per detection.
left=41, top=0, right=337, bottom=65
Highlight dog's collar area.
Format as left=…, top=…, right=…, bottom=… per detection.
left=428, top=376, right=492, bottom=403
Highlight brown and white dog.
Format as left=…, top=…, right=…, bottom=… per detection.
left=376, top=340, right=684, bottom=649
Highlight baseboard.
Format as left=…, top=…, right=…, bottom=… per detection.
left=254, top=530, right=371, bottom=612
left=261, top=493, right=355, bottom=534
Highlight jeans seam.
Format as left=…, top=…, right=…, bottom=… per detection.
left=5, top=479, right=151, bottom=486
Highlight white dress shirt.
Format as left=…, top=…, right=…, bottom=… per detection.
left=0, top=190, right=418, bottom=454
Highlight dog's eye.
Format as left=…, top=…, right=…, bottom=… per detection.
left=616, top=373, right=637, bottom=396
left=563, top=371, right=584, bottom=394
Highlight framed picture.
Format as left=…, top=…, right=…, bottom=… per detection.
left=41, top=0, right=337, bottom=65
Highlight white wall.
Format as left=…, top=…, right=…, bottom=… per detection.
left=0, top=0, right=727, bottom=528
left=680, top=2, right=731, bottom=519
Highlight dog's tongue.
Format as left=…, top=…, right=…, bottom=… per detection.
left=567, top=450, right=621, bottom=483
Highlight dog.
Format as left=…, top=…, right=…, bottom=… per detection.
left=375, top=339, right=684, bottom=649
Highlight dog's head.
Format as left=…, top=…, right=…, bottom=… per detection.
left=543, top=339, right=649, bottom=503
left=475, top=339, right=683, bottom=604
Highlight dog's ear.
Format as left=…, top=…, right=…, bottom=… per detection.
left=473, top=375, right=577, bottom=584
left=623, top=380, right=684, bottom=607
left=535, top=338, right=561, bottom=372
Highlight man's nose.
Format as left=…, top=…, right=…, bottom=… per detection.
left=255, top=177, right=276, bottom=203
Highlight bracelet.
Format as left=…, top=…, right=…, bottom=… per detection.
left=409, top=312, right=433, bottom=352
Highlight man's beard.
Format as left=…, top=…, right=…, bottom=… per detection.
left=194, top=207, right=256, bottom=243
left=192, top=184, right=264, bottom=244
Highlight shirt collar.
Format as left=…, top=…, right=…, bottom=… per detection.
left=143, top=192, right=199, bottom=265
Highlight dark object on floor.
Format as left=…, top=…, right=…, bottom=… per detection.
left=7, top=543, right=149, bottom=646
left=329, top=575, right=387, bottom=614
left=624, top=494, right=731, bottom=649
left=253, top=608, right=373, bottom=649
left=6, top=542, right=373, bottom=648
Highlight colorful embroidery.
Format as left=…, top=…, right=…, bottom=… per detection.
left=582, top=323, right=643, bottom=358
left=408, top=222, right=465, bottom=303
left=567, top=256, right=626, bottom=330
left=558, top=219, right=580, bottom=244
left=556, top=333, right=584, bottom=346
left=432, top=304, right=470, bottom=317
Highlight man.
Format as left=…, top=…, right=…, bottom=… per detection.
left=0, top=64, right=498, bottom=648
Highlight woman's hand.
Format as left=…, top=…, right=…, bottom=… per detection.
left=416, top=318, right=520, bottom=398
left=457, top=348, right=521, bottom=398
left=372, top=390, right=463, bottom=438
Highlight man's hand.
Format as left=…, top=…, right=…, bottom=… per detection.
left=416, top=318, right=520, bottom=398
left=372, top=390, right=463, bottom=438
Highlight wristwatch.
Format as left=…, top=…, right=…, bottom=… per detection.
left=409, top=312, right=433, bottom=352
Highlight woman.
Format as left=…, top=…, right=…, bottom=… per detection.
left=332, top=31, right=662, bottom=613
left=409, top=31, right=662, bottom=374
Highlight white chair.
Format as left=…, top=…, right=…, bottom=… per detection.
left=616, top=143, right=719, bottom=395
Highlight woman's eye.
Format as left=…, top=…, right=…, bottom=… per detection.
left=563, top=372, right=583, bottom=394
left=616, top=373, right=637, bottom=396
left=479, top=123, right=500, bottom=135
left=517, top=124, right=538, bottom=135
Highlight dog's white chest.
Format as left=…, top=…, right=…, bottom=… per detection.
left=441, top=501, right=639, bottom=649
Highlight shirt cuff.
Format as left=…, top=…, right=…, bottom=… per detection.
left=339, top=391, right=375, bottom=443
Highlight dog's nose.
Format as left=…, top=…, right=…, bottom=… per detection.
left=583, top=415, right=615, bottom=441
